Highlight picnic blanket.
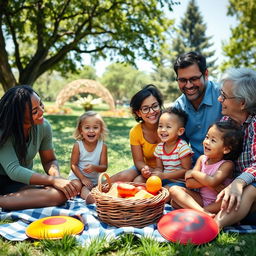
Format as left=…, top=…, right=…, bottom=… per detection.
left=0, top=197, right=256, bottom=245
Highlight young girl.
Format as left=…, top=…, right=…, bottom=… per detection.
left=68, top=111, right=108, bottom=203
left=169, top=121, right=243, bottom=216
left=154, top=107, right=193, bottom=188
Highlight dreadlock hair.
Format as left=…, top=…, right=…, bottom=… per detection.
left=208, top=121, right=243, bottom=161
left=0, top=85, right=35, bottom=165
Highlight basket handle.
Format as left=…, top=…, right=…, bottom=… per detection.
left=97, top=172, right=112, bottom=192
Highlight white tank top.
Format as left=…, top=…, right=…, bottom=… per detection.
left=68, top=139, right=103, bottom=185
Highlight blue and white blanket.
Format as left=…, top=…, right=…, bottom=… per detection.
left=0, top=198, right=255, bottom=245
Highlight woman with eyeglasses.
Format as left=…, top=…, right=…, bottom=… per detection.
left=213, top=68, right=256, bottom=229
left=109, top=84, right=163, bottom=183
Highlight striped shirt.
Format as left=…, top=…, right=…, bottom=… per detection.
left=221, top=115, right=256, bottom=184
left=154, top=139, right=193, bottom=173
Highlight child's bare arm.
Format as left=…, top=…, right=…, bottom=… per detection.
left=163, top=154, right=192, bottom=180
left=191, top=161, right=234, bottom=188
left=70, top=143, right=85, bottom=181
left=185, top=156, right=204, bottom=188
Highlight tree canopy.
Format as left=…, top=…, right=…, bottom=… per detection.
left=221, top=0, right=256, bottom=70
left=151, top=0, right=216, bottom=102
left=173, top=0, right=215, bottom=66
left=101, top=63, right=150, bottom=101
left=0, top=0, right=176, bottom=92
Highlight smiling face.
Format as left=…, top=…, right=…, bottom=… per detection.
left=24, top=92, right=44, bottom=127
left=218, top=80, right=245, bottom=121
left=80, top=116, right=102, bottom=144
left=203, top=125, right=230, bottom=159
left=177, top=64, right=208, bottom=109
left=136, top=95, right=161, bottom=125
left=157, top=112, right=185, bottom=144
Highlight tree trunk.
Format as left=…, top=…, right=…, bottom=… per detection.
left=0, top=29, right=17, bottom=92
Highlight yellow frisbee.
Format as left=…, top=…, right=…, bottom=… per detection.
left=26, top=216, right=84, bottom=240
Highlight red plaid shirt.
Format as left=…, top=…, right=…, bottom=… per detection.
left=222, top=115, right=256, bottom=178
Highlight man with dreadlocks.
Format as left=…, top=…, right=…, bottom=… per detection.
left=0, top=85, right=81, bottom=210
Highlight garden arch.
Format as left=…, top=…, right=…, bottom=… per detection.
left=55, top=79, right=115, bottom=111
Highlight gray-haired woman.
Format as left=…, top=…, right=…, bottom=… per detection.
left=214, top=67, right=256, bottom=228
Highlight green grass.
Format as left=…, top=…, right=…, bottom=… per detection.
left=1, top=103, right=256, bottom=255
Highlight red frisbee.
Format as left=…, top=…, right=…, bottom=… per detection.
left=157, top=209, right=219, bottom=245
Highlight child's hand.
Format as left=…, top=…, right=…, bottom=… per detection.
left=81, top=177, right=93, bottom=189
left=151, top=171, right=163, bottom=180
left=82, top=164, right=95, bottom=173
left=185, top=170, right=193, bottom=180
left=141, top=165, right=152, bottom=179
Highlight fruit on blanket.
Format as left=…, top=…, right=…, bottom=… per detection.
left=134, top=190, right=154, bottom=199
left=117, top=183, right=137, bottom=197
left=146, top=176, right=162, bottom=194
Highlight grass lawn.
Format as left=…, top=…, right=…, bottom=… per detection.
left=0, top=104, right=255, bottom=255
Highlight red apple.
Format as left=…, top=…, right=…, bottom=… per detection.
left=117, top=183, right=137, bottom=198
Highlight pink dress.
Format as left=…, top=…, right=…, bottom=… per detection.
left=200, top=155, right=232, bottom=206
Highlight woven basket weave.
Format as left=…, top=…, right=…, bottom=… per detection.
left=91, top=172, right=169, bottom=228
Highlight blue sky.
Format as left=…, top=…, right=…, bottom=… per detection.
left=90, top=0, right=237, bottom=75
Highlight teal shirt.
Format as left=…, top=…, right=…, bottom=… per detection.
left=0, top=119, right=53, bottom=184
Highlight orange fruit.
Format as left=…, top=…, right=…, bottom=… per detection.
left=145, top=176, right=162, bottom=194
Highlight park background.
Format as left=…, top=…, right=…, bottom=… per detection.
left=1, top=0, right=256, bottom=255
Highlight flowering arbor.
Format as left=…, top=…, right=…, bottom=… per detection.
left=55, top=79, right=115, bottom=111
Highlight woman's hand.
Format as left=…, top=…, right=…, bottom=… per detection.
left=216, top=179, right=247, bottom=213
left=141, top=165, right=152, bottom=179
left=52, top=177, right=81, bottom=199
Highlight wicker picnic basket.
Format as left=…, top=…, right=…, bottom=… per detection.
left=91, top=172, right=169, bottom=228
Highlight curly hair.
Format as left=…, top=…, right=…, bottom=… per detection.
left=208, top=121, right=243, bottom=161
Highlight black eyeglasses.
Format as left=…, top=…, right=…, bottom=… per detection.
left=140, top=103, right=160, bottom=114
left=219, top=89, right=237, bottom=102
left=176, top=74, right=203, bottom=85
